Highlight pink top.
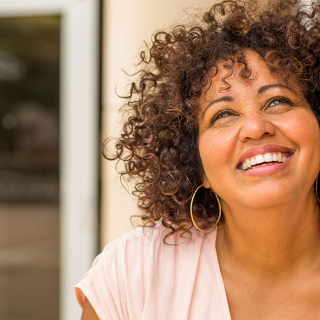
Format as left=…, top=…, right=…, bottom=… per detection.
left=75, top=224, right=232, bottom=320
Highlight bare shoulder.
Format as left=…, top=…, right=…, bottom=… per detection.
left=81, top=299, right=100, bottom=320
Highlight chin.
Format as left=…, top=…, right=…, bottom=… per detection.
left=238, top=189, right=297, bottom=209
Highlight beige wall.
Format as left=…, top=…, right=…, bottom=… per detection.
left=101, top=0, right=221, bottom=247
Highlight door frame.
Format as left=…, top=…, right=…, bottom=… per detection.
left=0, top=1, right=100, bottom=319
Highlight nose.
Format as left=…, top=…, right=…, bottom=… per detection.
left=239, top=112, right=275, bottom=141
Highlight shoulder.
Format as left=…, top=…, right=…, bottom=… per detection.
left=76, top=225, right=166, bottom=315
left=76, top=224, right=219, bottom=319
left=98, top=223, right=164, bottom=261
left=90, top=224, right=165, bottom=276
left=93, top=223, right=216, bottom=274
left=96, top=223, right=217, bottom=281
left=100, top=223, right=216, bottom=258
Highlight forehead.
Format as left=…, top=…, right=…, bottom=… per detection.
left=199, top=49, right=301, bottom=109
left=202, top=50, right=280, bottom=98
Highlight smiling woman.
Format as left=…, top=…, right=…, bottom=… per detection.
left=76, top=0, right=320, bottom=319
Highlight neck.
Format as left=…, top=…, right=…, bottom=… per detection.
left=216, top=191, right=320, bottom=280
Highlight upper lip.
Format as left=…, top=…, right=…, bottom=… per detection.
left=237, top=144, right=295, bottom=166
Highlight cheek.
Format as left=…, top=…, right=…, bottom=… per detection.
left=277, top=111, right=320, bottom=173
left=199, top=130, right=237, bottom=177
left=279, top=111, right=320, bottom=148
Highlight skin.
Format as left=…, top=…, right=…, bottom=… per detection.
left=198, top=50, right=320, bottom=319
left=81, top=299, right=99, bottom=320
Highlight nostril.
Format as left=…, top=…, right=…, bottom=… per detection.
left=239, top=119, right=276, bottom=142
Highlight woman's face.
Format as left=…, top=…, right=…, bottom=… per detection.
left=198, top=50, right=320, bottom=210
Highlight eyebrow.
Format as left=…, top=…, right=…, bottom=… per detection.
left=202, top=96, right=234, bottom=118
left=257, top=83, right=298, bottom=95
left=202, top=83, right=298, bottom=118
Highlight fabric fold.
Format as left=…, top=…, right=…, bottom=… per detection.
left=75, top=224, right=231, bottom=320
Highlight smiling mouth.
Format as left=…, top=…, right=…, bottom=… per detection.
left=238, top=152, right=293, bottom=171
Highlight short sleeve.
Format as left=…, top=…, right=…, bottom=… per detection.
left=75, top=243, right=123, bottom=320
left=74, top=227, right=160, bottom=320
left=74, top=225, right=226, bottom=320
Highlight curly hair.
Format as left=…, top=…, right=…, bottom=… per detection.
left=103, top=0, right=320, bottom=242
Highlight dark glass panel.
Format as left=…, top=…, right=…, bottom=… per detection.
left=0, top=16, right=60, bottom=320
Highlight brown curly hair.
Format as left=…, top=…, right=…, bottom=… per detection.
left=103, top=0, right=320, bottom=242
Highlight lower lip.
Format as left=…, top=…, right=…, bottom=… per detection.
left=238, top=155, right=293, bottom=176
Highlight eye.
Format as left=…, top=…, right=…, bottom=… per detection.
left=266, top=96, right=293, bottom=110
left=210, top=109, right=236, bottom=125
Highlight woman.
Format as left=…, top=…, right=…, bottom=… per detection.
left=76, top=0, right=320, bottom=319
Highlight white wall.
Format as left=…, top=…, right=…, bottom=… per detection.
left=101, top=0, right=218, bottom=247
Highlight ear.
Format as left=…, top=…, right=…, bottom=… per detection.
left=202, top=174, right=211, bottom=189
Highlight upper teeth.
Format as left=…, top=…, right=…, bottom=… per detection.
left=240, top=153, right=289, bottom=171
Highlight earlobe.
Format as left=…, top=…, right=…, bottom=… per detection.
left=202, top=175, right=211, bottom=189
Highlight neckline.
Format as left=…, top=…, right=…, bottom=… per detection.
left=211, top=229, right=232, bottom=320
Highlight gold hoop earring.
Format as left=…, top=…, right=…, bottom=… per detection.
left=190, top=184, right=222, bottom=232
left=315, top=176, right=320, bottom=203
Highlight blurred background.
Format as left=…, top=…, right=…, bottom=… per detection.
left=0, top=0, right=300, bottom=319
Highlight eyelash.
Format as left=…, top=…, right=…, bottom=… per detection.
left=268, top=96, right=292, bottom=108
left=209, top=96, right=293, bottom=125
left=210, top=109, right=235, bottom=125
